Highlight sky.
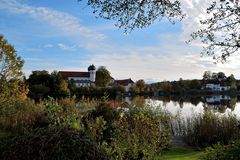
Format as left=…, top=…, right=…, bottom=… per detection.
left=1, top=0, right=240, bottom=83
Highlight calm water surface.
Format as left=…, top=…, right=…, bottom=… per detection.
left=123, top=96, right=240, bottom=118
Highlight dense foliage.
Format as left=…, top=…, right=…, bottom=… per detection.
left=76, top=85, right=125, bottom=97
left=27, top=70, right=70, bottom=99
left=95, top=66, right=112, bottom=87
left=0, top=97, right=172, bottom=159
left=201, top=140, right=240, bottom=160
left=83, top=103, right=172, bottom=159
left=0, top=35, right=27, bottom=101
left=0, top=127, right=109, bottom=160
left=81, top=0, right=184, bottom=32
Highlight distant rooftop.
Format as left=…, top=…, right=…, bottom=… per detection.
left=59, top=71, right=90, bottom=78
left=114, top=78, right=134, bottom=86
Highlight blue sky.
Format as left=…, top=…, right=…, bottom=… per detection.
left=1, top=0, right=240, bottom=82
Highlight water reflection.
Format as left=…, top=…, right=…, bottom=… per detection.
left=117, top=95, right=240, bottom=118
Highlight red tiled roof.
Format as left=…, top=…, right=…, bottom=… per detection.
left=114, top=78, right=134, bottom=86
left=59, top=71, right=90, bottom=79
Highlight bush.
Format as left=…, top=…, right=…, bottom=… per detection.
left=0, top=97, right=84, bottom=133
left=107, top=106, right=171, bottom=160
left=0, top=99, right=43, bottom=132
left=82, top=103, right=118, bottom=143
left=201, top=140, right=240, bottom=160
left=0, top=127, right=109, bottom=160
left=42, top=97, right=82, bottom=130
left=84, top=103, right=171, bottom=160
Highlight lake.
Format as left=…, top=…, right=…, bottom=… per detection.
left=121, top=95, right=240, bottom=118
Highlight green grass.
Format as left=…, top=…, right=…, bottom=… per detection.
left=158, top=147, right=203, bottom=160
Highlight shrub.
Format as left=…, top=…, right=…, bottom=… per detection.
left=82, top=103, right=117, bottom=143
left=106, top=106, right=171, bottom=160
left=0, top=99, right=43, bottom=132
left=42, top=97, right=82, bottom=130
left=0, top=127, right=109, bottom=160
left=84, top=103, right=171, bottom=160
left=58, top=97, right=76, bottom=109
left=201, top=140, right=240, bottom=160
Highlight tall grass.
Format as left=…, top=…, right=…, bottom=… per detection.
left=173, top=111, right=240, bottom=148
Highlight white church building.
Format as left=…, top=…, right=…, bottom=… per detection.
left=59, top=64, right=96, bottom=87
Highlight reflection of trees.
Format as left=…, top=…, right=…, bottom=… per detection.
left=170, top=95, right=202, bottom=107
left=173, top=101, right=178, bottom=107
left=227, top=97, right=237, bottom=110
left=189, top=97, right=201, bottom=106
left=203, top=97, right=237, bottom=113
left=161, top=96, right=171, bottom=107
left=179, top=100, right=184, bottom=108
left=131, top=96, right=145, bottom=108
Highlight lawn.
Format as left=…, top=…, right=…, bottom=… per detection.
left=159, top=147, right=203, bottom=160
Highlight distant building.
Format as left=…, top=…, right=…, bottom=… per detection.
left=59, top=64, right=96, bottom=87
left=205, top=83, right=230, bottom=91
left=114, top=78, right=135, bottom=92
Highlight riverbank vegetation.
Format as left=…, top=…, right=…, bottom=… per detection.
left=2, top=96, right=240, bottom=159
left=0, top=97, right=172, bottom=160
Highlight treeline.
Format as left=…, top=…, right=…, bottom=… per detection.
left=27, top=70, right=72, bottom=99
left=148, top=71, right=240, bottom=95
left=26, top=70, right=128, bottom=100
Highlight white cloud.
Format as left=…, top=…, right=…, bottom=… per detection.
left=57, top=43, right=77, bottom=51
left=0, top=0, right=106, bottom=41
left=84, top=53, right=203, bottom=81
left=179, top=0, right=213, bottom=40
left=85, top=52, right=240, bottom=82
left=43, top=44, right=54, bottom=48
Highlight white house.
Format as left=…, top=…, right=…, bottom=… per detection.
left=59, top=64, right=96, bottom=87
left=205, top=83, right=230, bottom=91
left=206, top=95, right=231, bottom=103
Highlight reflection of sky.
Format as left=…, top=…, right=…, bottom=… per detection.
left=224, top=103, right=240, bottom=118
left=146, top=99, right=240, bottom=119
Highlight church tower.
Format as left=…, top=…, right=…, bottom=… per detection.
left=88, top=64, right=96, bottom=82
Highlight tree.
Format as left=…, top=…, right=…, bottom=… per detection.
left=203, top=71, right=212, bottom=80
left=227, top=74, right=237, bottom=90
left=212, top=72, right=218, bottom=80
left=28, top=71, right=70, bottom=99
left=95, top=66, right=112, bottom=87
left=217, top=72, right=226, bottom=79
left=51, top=71, right=69, bottom=97
left=0, top=35, right=24, bottom=80
left=81, top=0, right=184, bottom=32
left=135, top=79, right=145, bottom=93
left=28, top=70, right=51, bottom=86
left=83, top=0, right=239, bottom=61
left=68, top=79, right=77, bottom=95
left=27, top=70, right=51, bottom=99
left=0, top=35, right=27, bottom=100
left=190, top=79, right=201, bottom=90
left=159, top=81, right=172, bottom=92
left=189, top=0, right=240, bottom=62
